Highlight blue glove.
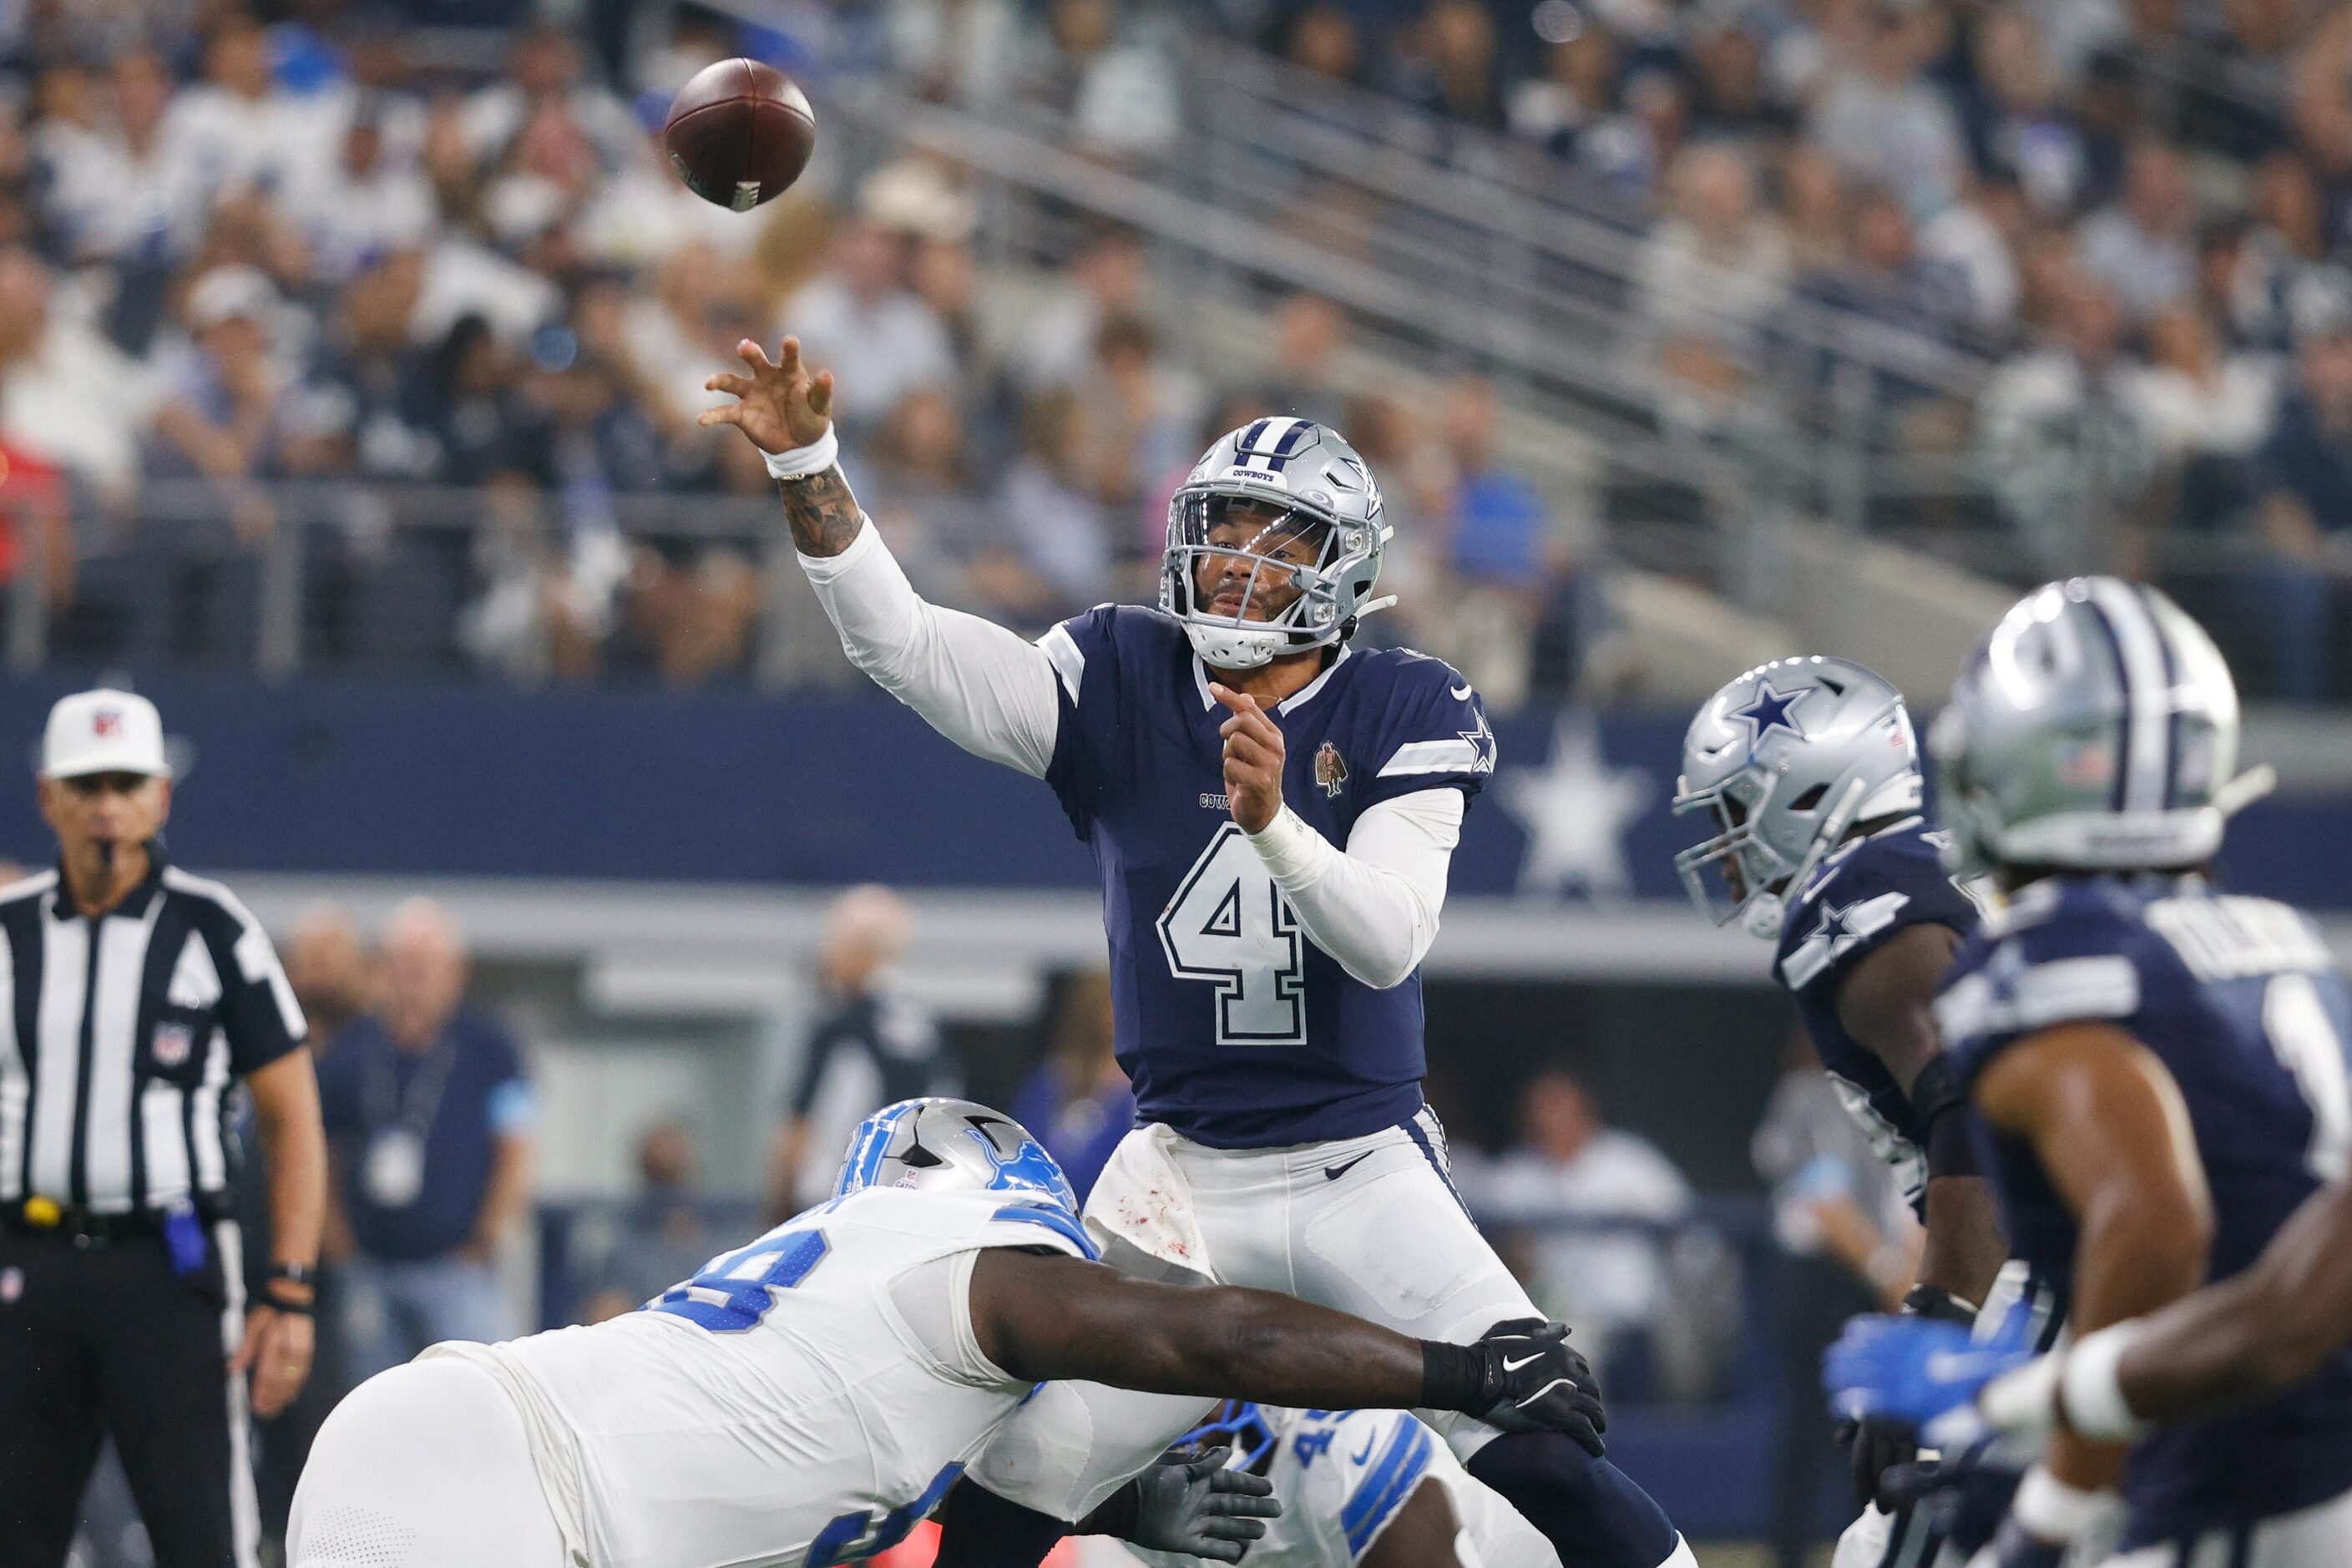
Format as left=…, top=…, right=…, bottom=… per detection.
left=1823, top=1312, right=2035, bottom=1428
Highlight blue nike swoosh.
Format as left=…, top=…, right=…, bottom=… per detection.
left=1352, top=1432, right=1377, bottom=1464
left=1323, top=1151, right=1373, bottom=1181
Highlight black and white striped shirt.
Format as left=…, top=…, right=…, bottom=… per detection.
left=0, top=856, right=306, bottom=1216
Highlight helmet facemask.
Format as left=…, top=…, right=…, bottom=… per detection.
left=1162, top=491, right=1344, bottom=670
left=1672, top=768, right=1800, bottom=928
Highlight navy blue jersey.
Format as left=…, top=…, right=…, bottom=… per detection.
left=1773, top=817, right=1980, bottom=1211
left=1040, top=606, right=1494, bottom=1148
left=1937, top=875, right=2352, bottom=1542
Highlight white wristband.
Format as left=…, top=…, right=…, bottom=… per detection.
left=763, top=425, right=839, bottom=480
left=1977, top=1350, right=2062, bottom=1438
left=2010, top=1464, right=2121, bottom=1543
left=2060, top=1323, right=2148, bottom=1442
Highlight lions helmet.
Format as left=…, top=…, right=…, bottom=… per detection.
left=833, top=1097, right=1079, bottom=1214
left=1674, top=656, right=1924, bottom=938
left=1161, top=417, right=1395, bottom=670
left=1930, top=577, right=2266, bottom=880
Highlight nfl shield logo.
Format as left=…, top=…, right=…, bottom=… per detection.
left=1313, top=741, right=1348, bottom=798
left=151, top=1022, right=192, bottom=1069
left=92, top=708, right=121, bottom=738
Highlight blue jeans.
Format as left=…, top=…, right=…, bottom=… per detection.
left=339, top=1253, right=516, bottom=1383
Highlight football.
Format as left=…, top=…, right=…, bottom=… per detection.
left=662, top=58, right=817, bottom=212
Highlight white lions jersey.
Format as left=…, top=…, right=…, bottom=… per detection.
left=430, top=1186, right=1095, bottom=1568
left=1130, top=1409, right=1559, bottom=1568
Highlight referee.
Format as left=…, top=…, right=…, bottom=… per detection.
left=0, top=689, right=326, bottom=1568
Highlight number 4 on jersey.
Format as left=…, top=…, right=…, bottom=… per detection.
left=1159, top=824, right=1308, bottom=1046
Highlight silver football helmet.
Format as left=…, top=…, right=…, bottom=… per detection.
left=1930, top=577, right=2269, bottom=880
left=833, top=1097, right=1079, bottom=1214
left=1674, top=657, right=1925, bottom=938
left=1161, top=417, right=1395, bottom=670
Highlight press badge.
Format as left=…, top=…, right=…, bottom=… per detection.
left=362, top=1127, right=427, bottom=1209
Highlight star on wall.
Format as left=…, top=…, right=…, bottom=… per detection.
left=1498, top=714, right=1656, bottom=899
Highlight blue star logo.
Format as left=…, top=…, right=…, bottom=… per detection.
left=1731, top=680, right=1808, bottom=746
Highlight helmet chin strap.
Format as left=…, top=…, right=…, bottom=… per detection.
left=1743, top=776, right=1871, bottom=941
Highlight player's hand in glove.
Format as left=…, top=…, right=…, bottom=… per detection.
left=1825, top=1313, right=2035, bottom=1430
left=1423, top=1318, right=1609, bottom=1454
left=1108, top=1446, right=1281, bottom=1563
left=1839, top=1414, right=1920, bottom=1511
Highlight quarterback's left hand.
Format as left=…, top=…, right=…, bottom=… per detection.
left=1825, top=1313, right=2033, bottom=1429
left=1211, top=684, right=1284, bottom=834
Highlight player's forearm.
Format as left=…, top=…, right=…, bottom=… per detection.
left=1915, top=1174, right=2007, bottom=1310
left=1246, top=792, right=1459, bottom=989
left=777, top=465, right=866, bottom=557
left=251, top=1055, right=327, bottom=1272
left=799, top=524, right=1061, bottom=778
left=1084, top=1283, right=1429, bottom=1409
left=2110, top=1176, right=2352, bottom=1419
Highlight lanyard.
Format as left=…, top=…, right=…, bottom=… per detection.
left=362, top=1031, right=459, bottom=1139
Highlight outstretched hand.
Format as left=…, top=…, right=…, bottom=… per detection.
left=698, top=336, right=835, bottom=455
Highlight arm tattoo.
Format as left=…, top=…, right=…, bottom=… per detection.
left=778, top=464, right=866, bottom=557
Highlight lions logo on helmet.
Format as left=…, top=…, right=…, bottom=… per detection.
left=833, top=1097, right=1080, bottom=1215
left=1161, top=418, right=1396, bottom=671
left=1930, top=577, right=2270, bottom=879
left=1673, top=656, right=1925, bottom=938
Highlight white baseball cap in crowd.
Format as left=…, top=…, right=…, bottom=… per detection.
left=41, top=690, right=172, bottom=780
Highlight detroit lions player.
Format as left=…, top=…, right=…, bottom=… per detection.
left=696, top=338, right=1688, bottom=1568
left=285, top=1100, right=1602, bottom=1568
left=1828, top=578, right=2352, bottom=1566
left=1676, top=658, right=2015, bottom=1555
left=1127, top=1403, right=1560, bottom=1568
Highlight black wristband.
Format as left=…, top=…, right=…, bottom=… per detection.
left=261, top=1289, right=316, bottom=1317
left=1901, top=1282, right=1979, bottom=1326
left=268, top=1261, right=317, bottom=1288
left=1076, top=1479, right=1141, bottom=1540
left=1419, top=1338, right=1494, bottom=1413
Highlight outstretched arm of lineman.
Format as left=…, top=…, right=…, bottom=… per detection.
left=967, top=1248, right=1609, bottom=1450
left=701, top=337, right=1064, bottom=777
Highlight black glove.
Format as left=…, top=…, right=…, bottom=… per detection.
left=1422, top=1318, right=1608, bottom=1455
left=1080, top=1447, right=1280, bottom=1564
left=1878, top=1437, right=2026, bottom=1556
left=1839, top=1414, right=1919, bottom=1511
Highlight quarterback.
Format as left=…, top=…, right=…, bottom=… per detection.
left=697, top=338, right=1690, bottom=1568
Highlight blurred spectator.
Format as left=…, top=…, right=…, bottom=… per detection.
left=780, top=215, right=954, bottom=443
left=1467, top=1070, right=1693, bottom=1389
left=2077, top=139, right=2198, bottom=320
left=1388, top=0, right=1504, bottom=129
left=280, top=249, right=436, bottom=481
left=281, top=902, right=376, bottom=1049
left=579, top=1121, right=717, bottom=1323
left=622, top=541, right=762, bottom=684
left=1258, top=294, right=1351, bottom=432
left=1961, top=8, right=2087, bottom=218
left=1283, top=4, right=1365, bottom=84
left=1009, top=970, right=1134, bottom=1203
left=1031, top=0, right=1181, bottom=156
left=991, top=388, right=1113, bottom=618
left=2246, top=316, right=2352, bottom=701
left=1508, top=27, right=1620, bottom=159
left=2127, top=306, right=2277, bottom=467
left=281, top=92, right=437, bottom=284
left=764, top=887, right=959, bottom=1221
left=463, top=25, right=642, bottom=175
left=1806, top=2, right=1968, bottom=217
left=148, top=264, right=299, bottom=490
left=886, top=0, right=1022, bottom=108
left=318, top=898, right=536, bottom=1382
left=159, top=17, right=311, bottom=212
left=1018, top=225, right=1149, bottom=395
left=0, top=243, right=152, bottom=495
left=1084, top=313, right=1203, bottom=514
left=409, top=313, right=543, bottom=486
left=1978, top=267, right=2158, bottom=574
left=1636, top=145, right=1791, bottom=401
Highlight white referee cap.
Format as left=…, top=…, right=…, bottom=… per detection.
left=41, top=689, right=171, bottom=780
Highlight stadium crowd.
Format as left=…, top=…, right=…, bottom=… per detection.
left=1233, top=0, right=2352, bottom=697
left=0, top=2, right=1592, bottom=705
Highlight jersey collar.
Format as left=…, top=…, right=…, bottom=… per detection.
left=1191, top=646, right=1353, bottom=715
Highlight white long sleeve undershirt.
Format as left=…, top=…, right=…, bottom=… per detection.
left=798, top=524, right=1457, bottom=987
